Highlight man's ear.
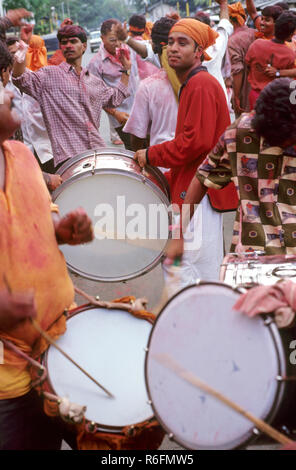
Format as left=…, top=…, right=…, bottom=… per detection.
left=82, top=42, right=87, bottom=54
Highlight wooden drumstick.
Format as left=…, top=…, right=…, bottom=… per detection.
left=31, top=319, right=115, bottom=399
left=153, top=353, right=294, bottom=446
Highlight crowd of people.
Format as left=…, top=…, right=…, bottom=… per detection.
left=1, top=0, right=296, bottom=450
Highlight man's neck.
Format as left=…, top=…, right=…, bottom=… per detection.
left=66, top=58, right=83, bottom=75
left=0, top=145, right=6, bottom=192
left=176, top=61, right=202, bottom=85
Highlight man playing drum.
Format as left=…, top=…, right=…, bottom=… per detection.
left=134, top=18, right=232, bottom=292
left=166, top=78, right=296, bottom=260
left=0, top=88, right=93, bottom=450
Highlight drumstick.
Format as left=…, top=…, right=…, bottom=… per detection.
left=153, top=353, right=294, bottom=446
left=31, top=319, right=114, bottom=399
left=93, top=226, right=167, bottom=251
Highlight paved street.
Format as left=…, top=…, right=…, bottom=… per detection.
left=61, top=45, right=280, bottom=451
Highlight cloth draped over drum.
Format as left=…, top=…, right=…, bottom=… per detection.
left=31, top=296, right=165, bottom=451
left=233, top=280, right=296, bottom=328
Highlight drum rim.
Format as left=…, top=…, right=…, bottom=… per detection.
left=144, top=281, right=287, bottom=450
left=53, top=147, right=171, bottom=201
left=43, top=304, right=155, bottom=431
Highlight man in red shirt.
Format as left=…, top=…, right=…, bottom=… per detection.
left=246, top=11, right=296, bottom=109
left=134, top=18, right=231, bottom=293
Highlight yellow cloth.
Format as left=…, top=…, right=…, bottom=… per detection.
left=228, top=2, right=247, bottom=26
left=170, top=18, right=218, bottom=61
left=0, top=141, right=74, bottom=399
left=26, top=35, right=48, bottom=72
left=143, top=21, right=153, bottom=41
left=161, top=46, right=181, bottom=102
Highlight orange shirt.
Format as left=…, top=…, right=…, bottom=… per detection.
left=0, top=141, right=74, bottom=399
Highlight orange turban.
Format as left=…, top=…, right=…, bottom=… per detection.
left=26, top=35, right=48, bottom=72
left=228, top=2, right=247, bottom=26
left=143, top=21, right=153, bottom=41
left=170, top=18, right=218, bottom=61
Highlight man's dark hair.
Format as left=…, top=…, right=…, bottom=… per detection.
left=261, top=5, right=283, bottom=21
left=275, top=2, right=289, bottom=10
left=151, top=16, right=177, bottom=54
left=129, top=14, right=146, bottom=35
left=101, top=19, right=120, bottom=36
left=0, top=41, right=13, bottom=79
left=6, top=36, right=19, bottom=47
left=275, top=11, right=296, bottom=41
left=252, top=78, right=296, bottom=147
left=194, top=11, right=211, bottom=26
left=57, top=25, right=87, bottom=43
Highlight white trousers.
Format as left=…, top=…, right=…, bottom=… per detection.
left=163, top=196, right=223, bottom=298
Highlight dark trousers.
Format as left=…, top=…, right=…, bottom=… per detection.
left=0, top=389, right=77, bottom=450
left=115, top=126, right=133, bottom=151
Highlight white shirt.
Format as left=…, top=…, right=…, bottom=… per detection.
left=123, top=69, right=178, bottom=146
left=204, top=19, right=233, bottom=100
left=6, top=79, right=53, bottom=164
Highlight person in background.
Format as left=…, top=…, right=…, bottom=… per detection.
left=88, top=19, right=139, bottom=150
left=128, top=14, right=158, bottom=80
left=246, top=12, right=296, bottom=109
left=227, top=2, right=255, bottom=117
left=246, top=0, right=283, bottom=39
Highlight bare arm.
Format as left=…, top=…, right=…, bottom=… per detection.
left=246, top=0, right=258, bottom=20
left=113, top=22, right=148, bottom=59
left=217, top=0, right=229, bottom=20
left=264, top=65, right=296, bottom=78
left=232, top=71, right=245, bottom=114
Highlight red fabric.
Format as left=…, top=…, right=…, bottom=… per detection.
left=233, top=280, right=296, bottom=317
left=248, top=88, right=260, bottom=110
left=48, top=49, right=65, bottom=66
left=208, top=184, right=238, bottom=212
left=148, top=71, right=230, bottom=209
left=245, top=39, right=296, bottom=93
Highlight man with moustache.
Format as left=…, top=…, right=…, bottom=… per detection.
left=12, top=25, right=131, bottom=171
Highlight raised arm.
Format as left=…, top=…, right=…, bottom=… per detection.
left=112, top=22, right=148, bottom=59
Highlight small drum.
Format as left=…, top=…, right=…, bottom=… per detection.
left=220, top=253, right=296, bottom=287
left=145, top=282, right=296, bottom=450
left=52, top=148, right=171, bottom=282
left=43, top=305, right=154, bottom=432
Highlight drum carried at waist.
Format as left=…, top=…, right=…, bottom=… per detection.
left=52, top=148, right=171, bottom=283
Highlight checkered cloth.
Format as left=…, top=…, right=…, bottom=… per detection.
left=13, top=62, right=129, bottom=166
left=197, top=112, right=296, bottom=254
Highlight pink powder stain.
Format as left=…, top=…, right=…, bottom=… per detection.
left=27, top=240, right=48, bottom=269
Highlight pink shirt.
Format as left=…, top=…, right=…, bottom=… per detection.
left=133, top=36, right=159, bottom=80
left=13, top=62, right=129, bottom=166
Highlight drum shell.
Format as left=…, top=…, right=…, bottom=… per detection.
left=52, top=148, right=171, bottom=282
left=145, top=281, right=296, bottom=450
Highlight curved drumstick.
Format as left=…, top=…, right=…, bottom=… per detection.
left=31, top=319, right=114, bottom=399
left=153, top=353, right=294, bottom=446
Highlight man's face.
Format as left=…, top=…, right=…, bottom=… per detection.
left=101, top=30, right=121, bottom=56
left=0, top=90, right=21, bottom=143
left=260, top=15, right=275, bottom=37
left=60, top=36, right=87, bottom=62
left=7, top=42, right=19, bottom=59
left=167, top=32, right=202, bottom=71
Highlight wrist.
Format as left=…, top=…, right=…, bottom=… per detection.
left=123, top=36, right=130, bottom=44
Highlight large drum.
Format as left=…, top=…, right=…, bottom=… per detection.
left=43, top=305, right=154, bottom=433
left=53, top=148, right=171, bottom=282
left=145, top=282, right=296, bottom=450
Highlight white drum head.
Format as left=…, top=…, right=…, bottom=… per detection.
left=46, top=307, right=153, bottom=428
left=145, top=282, right=284, bottom=449
left=54, top=172, right=169, bottom=281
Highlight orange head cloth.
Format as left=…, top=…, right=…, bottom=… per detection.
left=170, top=18, right=218, bottom=61
left=228, top=2, right=247, bottom=26
left=143, top=21, right=153, bottom=41
left=26, top=35, right=48, bottom=71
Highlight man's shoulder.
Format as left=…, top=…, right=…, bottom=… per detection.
left=3, top=140, right=38, bottom=164
left=140, top=69, right=168, bottom=87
